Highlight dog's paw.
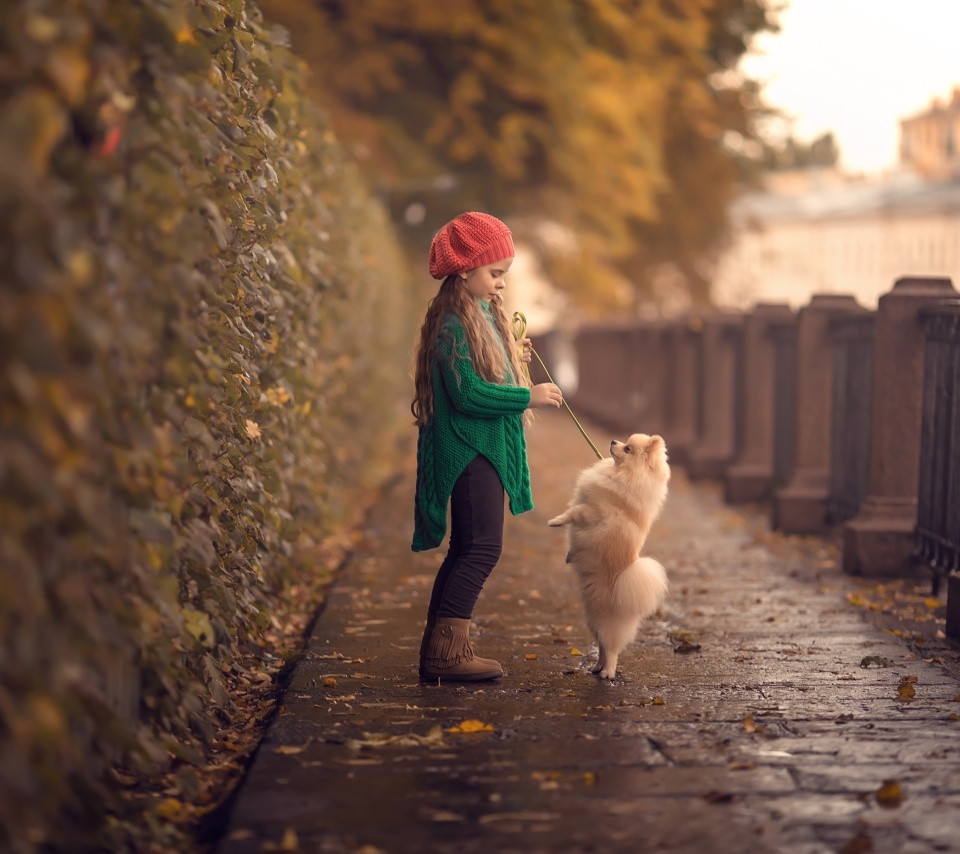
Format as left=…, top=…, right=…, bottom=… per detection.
left=599, top=668, right=617, bottom=679
left=547, top=515, right=566, bottom=527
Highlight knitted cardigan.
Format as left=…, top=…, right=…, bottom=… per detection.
left=412, top=306, right=532, bottom=551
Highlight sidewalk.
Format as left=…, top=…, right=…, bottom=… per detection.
left=216, top=410, right=960, bottom=854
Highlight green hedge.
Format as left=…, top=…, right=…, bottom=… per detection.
left=0, top=1, right=415, bottom=849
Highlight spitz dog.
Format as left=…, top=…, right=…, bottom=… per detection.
left=549, top=434, right=670, bottom=679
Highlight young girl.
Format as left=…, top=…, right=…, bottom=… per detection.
left=411, top=211, right=563, bottom=682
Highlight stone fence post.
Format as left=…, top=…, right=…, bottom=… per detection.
left=726, top=303, right=795, bottom=504
left=843, top=276, right=959, bottom=576
left=687, top=313, right=743, bottom=480
left=774, top=294, right=866, bottom=533
left=662, top=317, right=702, bottom=466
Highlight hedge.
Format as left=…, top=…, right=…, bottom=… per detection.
left=0, top=0, right=416, bottom=850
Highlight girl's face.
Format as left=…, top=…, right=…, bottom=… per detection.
left=462, top=257, right=514, bottom=303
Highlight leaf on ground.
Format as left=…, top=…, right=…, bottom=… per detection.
left=875, top=779, right=904, bottom=808
left=569, top=647, right=584, bottom=656
left=447, top=719, right=495, bottom=734
left=478, top=811, right=560, bottom=824
left=673, top=637, right=702, bottom=654
left=896, top=682, right=916, bottom=700
left=742, top=716, right=765, bottom=733
left=524, top=653, right=538, bottom=660
left=840, top=832, right=873, bottom=854
left=347, top=726, right=445, bottom=749
left=155, top=797, right=182, bottom=819
left=274, top=739, right=312, bottom=755
left=859, top=655, right=893, bottom=668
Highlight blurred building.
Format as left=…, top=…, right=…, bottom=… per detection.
left=900, top=86, right=960, bottom=178
left=714, top=90, right=960, bottom=310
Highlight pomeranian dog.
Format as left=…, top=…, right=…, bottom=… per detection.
left=548, top=434, right=670, bottom=679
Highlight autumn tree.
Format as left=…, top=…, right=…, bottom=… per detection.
left=260, top=0, right=778, bottom=311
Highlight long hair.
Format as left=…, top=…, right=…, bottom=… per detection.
left=411, top=276, right=530, bottom=426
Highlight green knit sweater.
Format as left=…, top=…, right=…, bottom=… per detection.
left=412, top=305, right=533, bottom=552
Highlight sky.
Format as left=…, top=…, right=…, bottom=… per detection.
left=740, top=0, right=960, bottom=175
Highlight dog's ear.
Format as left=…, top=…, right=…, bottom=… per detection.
left=646, top=435, right=665, bottom=467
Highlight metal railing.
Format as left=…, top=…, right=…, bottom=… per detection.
left=916, top=301, right=960, bottom=594
left=827, top=313, right=876, bottom=523
left=771, top=319, right=797, bottom=488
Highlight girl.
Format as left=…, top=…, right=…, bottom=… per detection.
left=411, top=211, right=563, bottom=682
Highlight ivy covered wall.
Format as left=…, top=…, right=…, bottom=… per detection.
left=0, top=1, right=416, bottom=849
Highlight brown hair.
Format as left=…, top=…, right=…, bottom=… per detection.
left=411, top=276, right=530, bottom=426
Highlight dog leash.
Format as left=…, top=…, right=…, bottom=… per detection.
left=511, top=311, right=604, bottom=460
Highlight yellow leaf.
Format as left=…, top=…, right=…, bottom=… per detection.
left=244, top=419, right=262, bottom=440
left=924, top=597, right=941, bottom=609
left=156, top=797, right=181, bottom=819
left=176, top=24, right=197, bottom=44
left=897, top=681, right=916, bottom=700
left=569, top=647, right=584, bottom=656
left=742, top=716, right=757, bottom=733
left=447, top=719, right=495, bottom=733
left=323, top=677, right=337, bottom=688
left=274, top=742, right=310, bottom=755
left=846, top=593, right=867, bottom=608
left=582, top=772, right=596, bottom=785
left=875, top=779, right=903, bottom=808
left=524, top=653, right=538, bottom=660
left=182, top=608, right=215, bottom=648
left=652, top=697, right=665, bottom=706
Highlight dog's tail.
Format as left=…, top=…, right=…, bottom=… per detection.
left=615, top=557, right=668, bottom=619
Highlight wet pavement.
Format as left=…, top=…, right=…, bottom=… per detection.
left=217, top=410, right=960, bottom=854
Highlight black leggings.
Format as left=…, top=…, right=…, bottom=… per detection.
left=428, top=455, right=505, bottom=619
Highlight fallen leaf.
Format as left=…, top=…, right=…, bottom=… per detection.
left=859, top=655, right=893, bottom=668
left=346, top=727, right=445, bottom=749
left=274, top=740, right=312, bottom=756
left=840, top=832, right=873, bottom=854
left=652, top=697, right=665, bottom=706
left=447, top=719, right=495, bottom=734
left=897, top=681, right=916, bottom=701
left=569, top=647, right=584, bottom=656
left=478, top=811, right=560, bottom=824
left=155, top=797, right=181, bottom=820
left=875, top=779, right=903, bottom=808
left=323, top=677, right=337, bottom=688
left=525, top=653, right=538, bottom=660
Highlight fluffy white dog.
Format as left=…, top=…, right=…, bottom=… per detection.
left=549, top=434, right=670, bottom=679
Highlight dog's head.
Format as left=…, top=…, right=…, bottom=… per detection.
left=609, top=434, right=670, bottom=480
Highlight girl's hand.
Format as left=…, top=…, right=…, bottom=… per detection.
left=517, top=338, right=533, bottom=363
left=529, top=382, right=563, bottom=409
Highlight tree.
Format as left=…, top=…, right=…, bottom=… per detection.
left=261, top=0, right=778, bottom=311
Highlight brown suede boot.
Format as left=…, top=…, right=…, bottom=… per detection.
left=419, top=617, right=503, bottom=682
left=417, top=613, right=437, bottom=679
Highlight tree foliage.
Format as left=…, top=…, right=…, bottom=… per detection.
left=260, top=0, right=778, bottom=310
left=0, top=0, right=414, bottom=849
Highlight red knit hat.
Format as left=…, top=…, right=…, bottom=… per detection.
left=428, top=212, right=515, bottom=280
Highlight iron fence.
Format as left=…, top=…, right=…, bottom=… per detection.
left=827, top=313, right=876, bottom=523
left=916, top=301, right=960, bottom=595
left=771, top=319, right=797, bottom=488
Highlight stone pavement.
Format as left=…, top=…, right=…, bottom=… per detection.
left=216, top=410, right=960, bottom=854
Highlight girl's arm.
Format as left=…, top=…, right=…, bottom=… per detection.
left=436, top=327, right=531, bottom=418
